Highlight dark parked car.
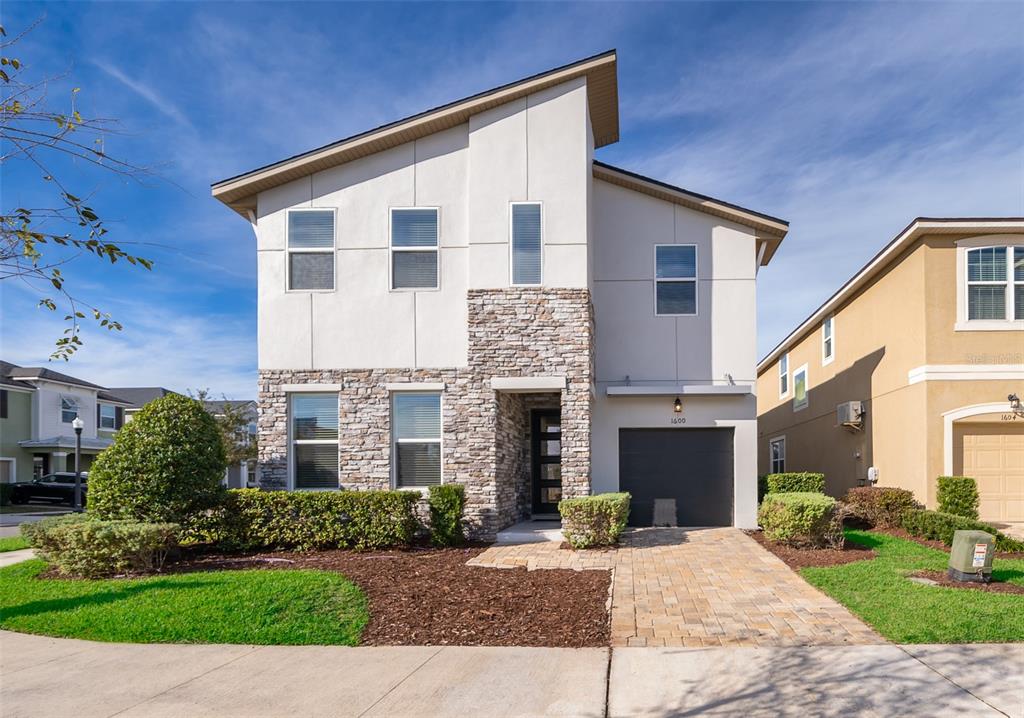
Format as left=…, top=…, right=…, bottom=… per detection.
left=9, top=472, right=88, bottom=506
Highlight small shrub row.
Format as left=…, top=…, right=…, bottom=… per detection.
left=22, top=514, right=179, bottom=578
left=843, top=486, right=921, bottom=528
left=901, top=509, right=1024, bottom=553
left=559, top=493, right=631, bottom=549
left=936, top=476, right=980, bottom=520
left=764, top=472, right=825, bottom=495
left=186, top=489, right=420, bottom=551
left=428, top=484, right=466, bottom=547
left=758, top=492, right=844, bottom=548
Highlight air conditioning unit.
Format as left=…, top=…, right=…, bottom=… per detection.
left=837, top=401, right=864, bottom=431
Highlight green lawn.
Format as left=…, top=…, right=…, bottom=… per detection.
left=0, top=536, right=29, bottom=552
left=0, top=559, right=368, bottom=645
left=802, top=530, right=1024, bottom=643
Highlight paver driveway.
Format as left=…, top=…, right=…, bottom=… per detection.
left=469, top=527, right=881, bottom=647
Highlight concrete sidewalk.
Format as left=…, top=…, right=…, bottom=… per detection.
left=1, top=631, right=1020, bottom=717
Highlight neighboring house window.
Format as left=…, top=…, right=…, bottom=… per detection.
left=778, top=354, right=789, bottom=398
left=289, top=394, right=338, bottom=489
left=655, top=245, right=697, bottom=315
left=966, top=246, right=1024, bottom=320
left=769, top=437, right=786, bottom=474
left=0, top=389, right=7, bottom=419
left=287, top=209, right=335, bottom=291
left=392, top=393, right=441, bottom=488
left=99, top=404, right=116, bottom=430
left=60, top=395, right=80, bottom=424
left=792, top=364, right=809, bottom=411
left=391, top=208, right=439, bottom=289
left=822, top=315, right=835, bottom=365
left=510, top=202, right=542, bottom=286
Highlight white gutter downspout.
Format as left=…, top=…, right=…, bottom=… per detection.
left=755, top=240, right=767, bottom=276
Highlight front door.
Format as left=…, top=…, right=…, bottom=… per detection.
left=531, top=409, right=562, bottom=514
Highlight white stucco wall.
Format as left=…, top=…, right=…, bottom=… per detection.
left=32, top=381, right=100, bottom=440
left=257, top=77, right=592, bottom=370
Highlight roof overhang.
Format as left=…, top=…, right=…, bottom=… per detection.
left=756, top=218, right=1024, bottom=373
left=592, top=161, right=789, bottom=265
left=19, top=436, right=113, bottom=452
left=212, top=51, right=619, bottom=218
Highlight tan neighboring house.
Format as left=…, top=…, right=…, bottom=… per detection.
left=756, top=218, right=1024, bottom=526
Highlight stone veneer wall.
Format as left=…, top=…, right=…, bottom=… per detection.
left=257, top=288, right=593, bottom=539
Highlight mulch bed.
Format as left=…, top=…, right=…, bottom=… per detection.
left=170, top=546, right=611, bottom=647
left=908, top=570, right=1024, bottom=595
left=746, top=531, right=876, bottom=569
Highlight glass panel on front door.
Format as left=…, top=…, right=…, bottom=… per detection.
left=531, top=410, right=562, bottom=514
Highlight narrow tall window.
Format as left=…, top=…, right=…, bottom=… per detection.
left=290, top=394, right=338, bottom=489
left=655, top=245, right=697, bottom=315
left=287, top=210, right=335, bottom=291
left=511, top=203, right=542, bottom=286
left=822, top=315, right=834, bottom=364
left=770, top=437, right=786, bottom=474
left=99, top=404, right=117, bottom=430
left=1016, top=247, right=1024, bottom=320
left=60, top=396, right=79, bottom=424
left=792, top=365, right=809, bottom=412
left=392, top=393, right=441, bottom=488
left=778, top=354, right=789, bottom=397
left=391, top=208, right=439, bottom=289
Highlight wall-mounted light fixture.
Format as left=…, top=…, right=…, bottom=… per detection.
left=1010, top=393, right=1023, bottom=417
left=673, top=396, right=683, bottom=413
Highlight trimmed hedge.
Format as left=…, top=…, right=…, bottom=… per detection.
left=758, top=492, right=844, bottom=548
left=937, top=476, right=980, bottom=520
left=22, top=514, right=179, bottom=578
left=559, top=493, right=630, bottom=549
left=765, top=472, right=825, bottom=494
left=186, top=489, right=419, bottom=551
left=901, top=509, right=1024, bottom=553
left=843, top=486, right=921, bottom=528
left=428, top=484, right=465, bottom=547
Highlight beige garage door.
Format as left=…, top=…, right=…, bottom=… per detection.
left=958, top=424, right=1024, bottom=522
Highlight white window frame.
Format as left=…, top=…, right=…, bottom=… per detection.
left=822, top=314, right=835, bottom=366
left=792, top=364, right=809, bottom=412
left=778, top=353, right=789, bottom=399
left=287, top=392, right=339, bottom=492
left=509, top=201, right=543, bottom=287
left=769, top=436, right=786, bottom=474
left=964, top=245, right=1022, bottom=322
left=389, top=207, right=440, bottom=292
left=60, top=395, right=80, bottom=424
left=653, top=244, right=699, bottom=317
left=285, top=207, right=336, bottom=293
left=98, top=403, right=117, bottom=430
left=390, top=390, right=443, bottom=491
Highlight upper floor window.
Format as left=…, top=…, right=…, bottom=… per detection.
left=966, top=246, right=1023, bottom=321
left=655, top=245, right=697, bottom=316
left=0, top=389, right=7, bottom=419
left=60, top=395, right=80, bottom=424
left=287, top=209, right=335, bottom=291
left=392, top=392, right=442, bottom=488
left=822, top=315, right=835, bottom=365
left=99, top=404, right=117, bottom=430
left=391, top=208, right=439, bottom=289
left=778, top=353, right=789, bottom=398
left=511, top=203, right=542, bottom=286
left=792, top=364, right=809, bottom=412
left=290, top=393, right=338, bottom=490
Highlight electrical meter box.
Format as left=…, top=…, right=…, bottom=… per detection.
left=948, top=530, right=995, bottom=583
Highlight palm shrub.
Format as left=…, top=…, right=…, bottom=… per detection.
left=89, top=393, right=227, bottom=524
left=559, top=493, right=630, bottom=549
left=758, top=492, right=844, bottom=548
left=428, top=484, right=466, bottom=547
left=936, top=476, right=979, bottom=520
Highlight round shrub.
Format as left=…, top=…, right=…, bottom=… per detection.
left=758, top=492, right=844, bottom=548
left=843, top=486, right=921, bottom=528
left=937, top=476, right=979, bottom=520
left=88, top=393, right=227, bottom=524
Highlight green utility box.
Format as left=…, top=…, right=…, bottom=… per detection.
left=948, top=530, right=995, bottom=583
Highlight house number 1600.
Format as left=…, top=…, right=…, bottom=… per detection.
left=670, top=417, right=687, bottom=424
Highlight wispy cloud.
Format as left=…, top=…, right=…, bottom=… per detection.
left=92, top=58, right=194, bottom=130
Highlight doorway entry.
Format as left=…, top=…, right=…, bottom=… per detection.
left=531, top=409, right=562, bottom=514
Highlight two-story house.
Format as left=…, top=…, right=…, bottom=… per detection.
left=212, top=51, right=789, bottom=537
left=756, top=218, right=1024, bottom=526
left=0, top=361, right=131, bottom=482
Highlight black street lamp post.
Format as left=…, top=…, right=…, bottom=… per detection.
left=72, top=416, right=84, bottom=513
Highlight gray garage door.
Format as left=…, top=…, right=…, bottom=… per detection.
left=618, top=428, right=734, bottom=527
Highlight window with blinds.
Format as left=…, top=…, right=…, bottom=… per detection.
left=655, top=245, right=697, bottom=315
left=392, top=393, right=441, bottom=488
left=287, top=210, right=335, bottom=290
left=290, top=393, right=338, bottom=489
left=967, top=246, right=1024, bottom=321
left=511, top=203, right=542, bottom=286
left=391, top=208, right=438, bottom=289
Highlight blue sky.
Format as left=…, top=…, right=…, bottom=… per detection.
left=2, top=1, right=1022, bottom=397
